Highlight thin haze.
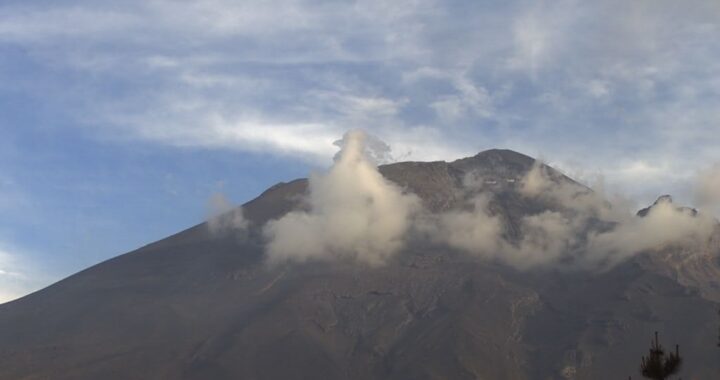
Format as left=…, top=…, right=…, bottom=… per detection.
left=1, top=0, right=719, bottom=301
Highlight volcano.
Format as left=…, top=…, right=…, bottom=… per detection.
left=1, top=149, right=719, bottom=379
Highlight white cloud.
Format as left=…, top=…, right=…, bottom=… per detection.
left=587, top=199, right=717, bottom=268
left=97, top=105, right=343, bottom=161
left=0, top=0, right=719, bottom=195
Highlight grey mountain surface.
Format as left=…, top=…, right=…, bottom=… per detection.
left=1, top=149, right=719, bottom=379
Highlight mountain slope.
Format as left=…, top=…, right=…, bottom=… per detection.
left=0, top=149, right=718, bottom=380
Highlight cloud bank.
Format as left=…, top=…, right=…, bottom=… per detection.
left=587, top=197, right=716, bottom=268
left=264, top=130, right=420, bottom=265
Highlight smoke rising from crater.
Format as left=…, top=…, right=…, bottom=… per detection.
left=264, top=130, right=420, bottom=265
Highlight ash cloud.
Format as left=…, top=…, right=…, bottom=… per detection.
left=264, top=130, right=420, bottom=265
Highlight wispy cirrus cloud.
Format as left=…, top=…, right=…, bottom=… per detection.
left=1, top=0, right=719, bottom=195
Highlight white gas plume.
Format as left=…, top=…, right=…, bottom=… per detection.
left=264, top=130, right=420, bottom=265
left=206, top=192, right=248, bottom=235
left=507, top=211, right=582, bottom=269
left=435, top=195, right=503, bottom=256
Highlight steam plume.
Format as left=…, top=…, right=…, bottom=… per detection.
left=206, top=193, right=248, bottom=235
left=264, top=130, right=420, bottom=265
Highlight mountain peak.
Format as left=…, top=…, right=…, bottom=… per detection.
left=450, top=148, right=535, bottom=176
left=465, top=148, right=534, bottom=164
left=474, top=148, right=533, bottom=159
left=654, top=194, right=674, bottom=205
left=637, top=194, right=699, bottom=217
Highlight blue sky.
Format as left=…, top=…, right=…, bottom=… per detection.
left=1, top=0, right=719, bottom=302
